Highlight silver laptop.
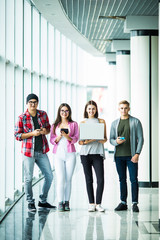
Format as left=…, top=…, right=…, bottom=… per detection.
left=80, top=123, right=104, bottom=140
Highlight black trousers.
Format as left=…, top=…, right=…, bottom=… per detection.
left=81, top=154, right=104, bottom=204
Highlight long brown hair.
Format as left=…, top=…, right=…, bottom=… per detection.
left=84, top=100, right=98, bottom=118
left=53, top=103, right=73, bottom=133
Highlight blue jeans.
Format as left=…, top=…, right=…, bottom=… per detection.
left=115, top=156, right=138, bottom=204
left=23, top=151, right=53, bottom=204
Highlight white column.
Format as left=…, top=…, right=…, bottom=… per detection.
left=107, top=61, right=117, bottom=152
left=116, top=50, right=130, bottom=104
left=130, top=30, right=158, bottom=187
left=111, top=40, right=131, bottom=107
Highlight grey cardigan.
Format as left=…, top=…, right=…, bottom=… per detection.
left=110, top=115, right=144, bottom=161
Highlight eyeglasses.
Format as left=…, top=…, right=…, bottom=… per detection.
left=61, top=110, right=69, bottom=114
left=28, top=101, right=38, bottom=105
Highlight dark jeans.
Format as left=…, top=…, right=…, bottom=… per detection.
left=81, top=154, right=104, bottom=204
left=115, top=156, right=138, bottom=203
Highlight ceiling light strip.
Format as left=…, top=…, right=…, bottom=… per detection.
left=84, top=0, right=92, bottom=36
left=80, top=0, right=86, bottom=33
left=88, top=0, right=104, bottom=40
left=96, top=0, right=124, bottom=49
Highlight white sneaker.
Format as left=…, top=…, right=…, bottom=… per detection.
left=95, top=204, right=105, bottom=212
left=88, top=204, right=96, bottom=212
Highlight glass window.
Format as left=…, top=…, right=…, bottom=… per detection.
left=77, top=86, right=87, bottom=122
left=48, top=78, right=55, bottom=124
left=0, top=59, right=6, bottom=212
left=77, top=47, right=86, bottom=85
left=32, top=73, right=40, bottom=96
left=24, top=71, right=31, bottom=110
left=72, top=43, right=77, bottom=84
left=15, top=0, right=23, bottom=65
left=66, top=39, right=72, bottom=82
left=5, top=64, right=15, bottom=201
left=6, top=0, right=14, bottom=62
left=54, top=81, right=61, bottom=111
left=0, top=0, right=92, bottom=218
left=41, top=16, right=47, bottom=75
left=40, top=76, right=48, bottom=112
left=55, top=29, right=61, bottom=80
left=24, top=0, right=31, bottom=69
left=33, top=7, right=39, bottom=72
left=61, top=34, right=67, bottom=81
left=14, top=68, right=23, bottom=193
left=61, top=82, right=66, bottom=103
left=71, top=85, right=77, bottom=120
left=48, top=24, right=54, bottom=77
left=66, top=83, right=71, bottom=105
left=47, top=78, right=55, bottom=170
left=0, top=0, right=5, bottom=57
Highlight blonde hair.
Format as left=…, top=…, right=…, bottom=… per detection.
left=119, top=100, right=130, bottom=107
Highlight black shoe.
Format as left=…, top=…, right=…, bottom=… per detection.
left=38, top=201, right=57, bottom=210
left=64, top=201, right=70, bottom=211
left=132, top=203, right=139, bottom=212
left=114, top=203, right=128, bottom=211
left=28, top=203, right=37, bottom=212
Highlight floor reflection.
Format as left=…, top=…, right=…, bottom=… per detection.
left=115, top=211, right=139, bottom=240
left=24, top=209, right=50, bottom=240
left=0, top=153, right=159, bottom=240
left=85, top=213, right=104, bottom=240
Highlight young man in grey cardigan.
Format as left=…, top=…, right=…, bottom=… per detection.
left=110, top=100, right=144, bottom=212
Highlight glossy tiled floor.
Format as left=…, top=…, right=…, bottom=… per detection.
left=0, top=153, right=159, bottom=240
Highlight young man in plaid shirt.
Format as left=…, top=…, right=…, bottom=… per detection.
left=14, top=93, right=56, bottom=212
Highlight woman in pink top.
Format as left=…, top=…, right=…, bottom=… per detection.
left=50, top=103, right=79, bottom=211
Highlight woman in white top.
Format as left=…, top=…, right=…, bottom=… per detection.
left=79, top=100, right=107, bottom=212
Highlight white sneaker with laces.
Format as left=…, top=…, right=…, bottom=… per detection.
left=88, top=204, right=96, bottom=212
left=96, top=204, right=105, bottom=212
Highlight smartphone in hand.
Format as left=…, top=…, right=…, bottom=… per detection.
left=60, top=128, right=69, bottom=134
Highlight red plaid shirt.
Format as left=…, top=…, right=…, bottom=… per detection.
left=14, top=109, right=50, bottom=157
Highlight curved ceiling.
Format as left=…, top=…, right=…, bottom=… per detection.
left=32, top=0, right=159, bottom=56
left=60, top=0, right=158, bottom=54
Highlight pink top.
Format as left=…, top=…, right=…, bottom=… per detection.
left=50, top=121, right=79, bottom=153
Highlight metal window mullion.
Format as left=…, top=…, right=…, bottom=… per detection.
left=39, top=12, right=41, bottom=108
